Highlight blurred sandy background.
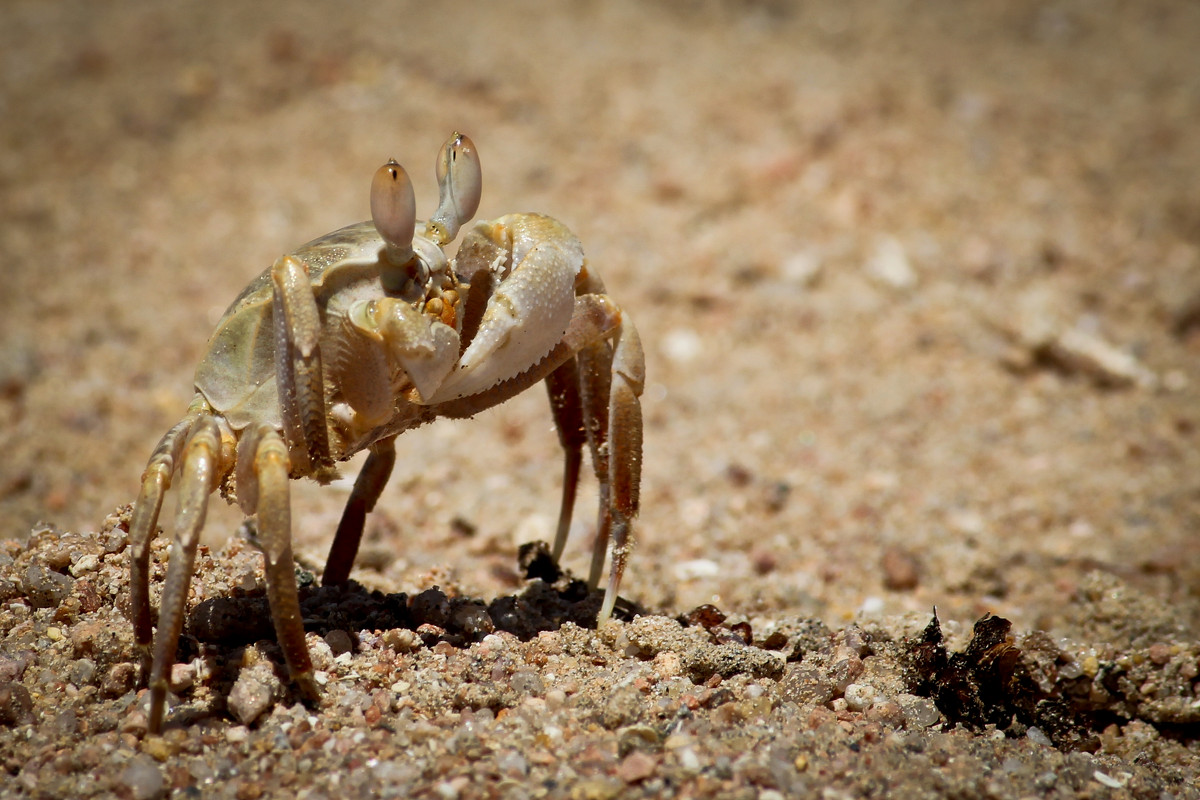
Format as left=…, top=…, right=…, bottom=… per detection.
left=2, top=0, right=1199, bottom=636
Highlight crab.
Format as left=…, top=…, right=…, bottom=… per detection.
left=127, top=133, right=644, bottom=733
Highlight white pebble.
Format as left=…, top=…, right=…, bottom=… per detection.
left=781, top=250, right=823, bottom=286
left=119, top=755, right=164, bottom=800
left=1092, top=771, right=1126, bottom=789
left=69, top=554, right=100, bottom=577
left=859, top=596, right=884, bottom=615
left=662, top=328, right=703, bottom=364
left=866, top=236, right=917, bottom=289
left=674, top=559, right=720, bottom=581
left=1026, top=726, right=1052, bottom=747
left=843, top=683, right=877, bottom=712
left=678, top=747, right=701, bottom=771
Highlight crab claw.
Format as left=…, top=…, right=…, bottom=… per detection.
left=427, top=132, right=482, bottom=245
left=429, top=214, right=583, bottom=403
left=348, top=298, right=460, bottom=403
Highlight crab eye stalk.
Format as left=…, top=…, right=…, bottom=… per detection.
left=428, top=132, right=482, bottom=245
left=372, top=160, right=418, bottom=291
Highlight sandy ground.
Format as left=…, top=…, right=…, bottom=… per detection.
left=3, top=0, right=1200, bottom=797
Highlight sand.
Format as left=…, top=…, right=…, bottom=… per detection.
left=2, top=1, right=1199, bottom=797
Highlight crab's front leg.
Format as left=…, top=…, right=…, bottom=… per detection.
left=272, top=255, right=334, bottom=480
left=317, top=296, right=463, bottom=586
left=428, top=214, right=644, bottom=622
left=321, top=436, right=397, bottom=586
left=322, top=149, right=476, bottom=585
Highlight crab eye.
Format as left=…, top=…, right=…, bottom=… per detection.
left=371, top=159, right=417, bottom=266
left=348, top=299, right=384, bottom=339
left=428, top=132, right=482, bottom=244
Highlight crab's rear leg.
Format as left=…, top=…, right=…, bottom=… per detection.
left=129, top=408, right=202, bottom=679
left=598, top=316, right=644, bottom=622
left=146, top=415, right=222, bottom=733
left=577, top=304, right=644, bottom=622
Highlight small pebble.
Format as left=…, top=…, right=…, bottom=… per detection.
left=781, top=250, right=823, bottom=287
left=119, top=754, right=165, bottom=800
left=382, top=628, right=422, bottom=652
left=227, top=668, right=278, bottom=726
left=1147, top=643, right=1171, bottom=666
left=662, top=328, right=703, bottom=364
left=170, top=662, right=196, bottom=692
left=324, top=629, right=354, bottom=656
left=896, top=694, right=941, bottom=729
left=653, top=652, right=684, bottom=679
left=881, top=547, right=921, bottom=591
left=68, top=658, right=96, bottom=686
left=617, top=751, right=658, bottom=783
left=510, top=670, right=544, bottom=696
left=546, top=689, right=568, bottom=710
left=673, top=559, right=720, bottom=580
left=866, top=236, right=917, bottom=289
left=0, top=683, right=34, bottom=725
left=1026, top=726, right=1052, bottom=747
left=22, top=564, right=73, bottom=608
left=844, top=683, right=876, bottom=712
left=677, top=747, right=701, bottom=772
left=69, top=553, right=100, bottom=577
left=867, top=699, right=905, bottom=727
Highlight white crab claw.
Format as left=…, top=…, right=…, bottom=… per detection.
left=428, top=215, right=583, bottom=403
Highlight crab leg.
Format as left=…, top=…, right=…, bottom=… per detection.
left=569, top=269, right=644, bottom=620
left=545, top=359, right=586, bottom=562
left=596, top=318, right=644, bottom=623
left=244, top=424, right=319, bottom=701
left=129, top=410, right=200, bottom=679
left=578, top=335, right=614, bottom=590
left=322, top=436, right=398, bottom=585
left=435, top=288, right=643, bottom=623
left=147, top=415, right=221, bottom=732
left=271, top=255, right=334, bottom=481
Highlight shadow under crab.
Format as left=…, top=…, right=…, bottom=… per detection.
left=187, top=540, right=643, bottom=656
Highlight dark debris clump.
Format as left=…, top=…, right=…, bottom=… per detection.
left=904, top=612, right=1092, bottom=750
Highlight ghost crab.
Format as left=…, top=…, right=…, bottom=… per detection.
left=127, top=133, right=644, bottom=732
